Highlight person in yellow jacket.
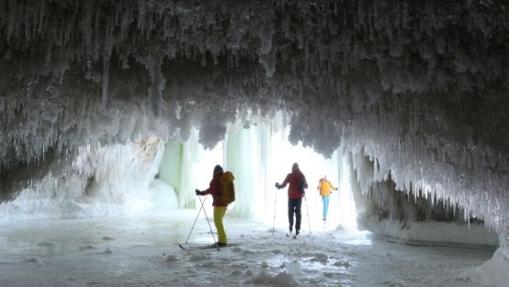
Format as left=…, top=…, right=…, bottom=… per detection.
left=317, top=176, right=337, bottom=221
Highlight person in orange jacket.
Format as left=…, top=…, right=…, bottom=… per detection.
left=275, top=163, right=308, bottom=237
left=317, top=175, right=337, bottom=221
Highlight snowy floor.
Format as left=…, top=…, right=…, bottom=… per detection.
left=0, top=210, right=496, bottom=287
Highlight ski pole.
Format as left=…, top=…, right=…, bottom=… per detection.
left=272, top=188, right=278, bottom=240
left=199, top=196, right=219, bottom=250
left=304, top=195, right=311, bottom=234
left=183, top=195, right=207, bottom=245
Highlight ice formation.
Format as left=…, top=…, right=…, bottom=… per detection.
left=0, top=137, right=177, bottom=222
left=0, top=0, right=508, bottom=281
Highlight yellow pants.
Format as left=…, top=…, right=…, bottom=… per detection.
left=213, top=207, right=227, bottom=244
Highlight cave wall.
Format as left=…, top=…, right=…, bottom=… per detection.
left=0, top=0, right=507, bottom=234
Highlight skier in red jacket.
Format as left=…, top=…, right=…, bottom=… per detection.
left=275, top=163, right=308, bottom=237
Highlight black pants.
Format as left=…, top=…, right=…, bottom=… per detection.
left=288, top=199, right=302, bottom=233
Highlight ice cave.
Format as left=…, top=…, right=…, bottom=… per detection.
left=0, top=1, right=508, bottom=286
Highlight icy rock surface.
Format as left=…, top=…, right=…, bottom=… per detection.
left=0, top=0, right=508, bottom=249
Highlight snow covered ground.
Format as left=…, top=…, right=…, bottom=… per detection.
left=0, top=210, right=496, bottom=287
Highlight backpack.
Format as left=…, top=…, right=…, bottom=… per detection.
left=219, top=171, right=235, bottom=205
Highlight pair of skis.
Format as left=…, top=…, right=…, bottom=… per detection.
left=178, top=242, right=240, bottom=250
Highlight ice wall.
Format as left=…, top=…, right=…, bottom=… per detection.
left=158, top=142, right=183, bottom=195
left=0, top=0, right=508, bottom=256
left=175, top=128, right=224, bottom=208
left=0, top=138, right=177, bottom=223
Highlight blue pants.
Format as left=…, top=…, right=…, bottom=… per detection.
left=322, top=196, right=330, bottom=219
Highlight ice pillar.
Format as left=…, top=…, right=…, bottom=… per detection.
left=224, top=126, right=259, bottom=217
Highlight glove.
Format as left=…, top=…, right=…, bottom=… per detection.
left=274, top=182, right=280, bottom=189
left=195, top=189, right=201, bottom=196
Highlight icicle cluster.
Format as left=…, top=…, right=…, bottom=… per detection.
left=0, top=1, right=508, bottom=236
